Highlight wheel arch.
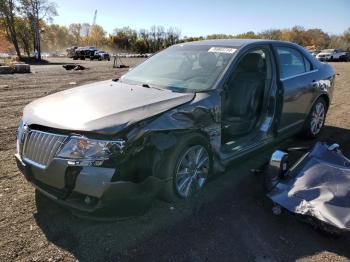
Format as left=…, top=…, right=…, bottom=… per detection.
left=306, top=93, right=330, bottom=117
left=319, top=94, right=330, bottom=110
left=315, top=93, right=330, bottom=112
left=147, top=130, right=213, bottom=176
left=112, top=130, right=210, bottom=184
left=148, top=129, right=212, bottom=155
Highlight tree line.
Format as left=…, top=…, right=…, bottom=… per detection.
left=203, top=27, right=350, bottom=51
left=1, top=1, right=349, bottom=58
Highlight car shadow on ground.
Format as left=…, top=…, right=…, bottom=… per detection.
left=33, top=125, right=350, bottom=261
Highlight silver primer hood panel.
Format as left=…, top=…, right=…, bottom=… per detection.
left=23, top=80, right=194, bottom=134
left=268, top=142, right=350, bottom=231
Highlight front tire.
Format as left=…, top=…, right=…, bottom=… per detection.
left=156, top=134, right=212, bottom=202
left=300, top=97, right=327, bottom=139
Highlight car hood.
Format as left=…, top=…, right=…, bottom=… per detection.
left=23, top=80, right=195, bottom=134
left=317, top=52, right=332, bottom=56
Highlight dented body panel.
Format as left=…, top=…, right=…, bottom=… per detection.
left=23, top=80, right=195, bottom=134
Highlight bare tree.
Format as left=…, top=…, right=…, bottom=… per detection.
left=0, top=0, right=22, bottom=57
left=156, top=26, right=165, bottom=50
left=68, top=23, right=82, bottom=45
left=166, top=27, right=181, bottom=46
left=81, top=23, right=90, bottom=38
left=150, top=25, right=157, bottom=52
left=20, top=0, right=57, bottom=60
left=139, top=28, right=150, bottom=51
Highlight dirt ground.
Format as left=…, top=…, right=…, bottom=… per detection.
left=0, top=58, right=350, bottom=262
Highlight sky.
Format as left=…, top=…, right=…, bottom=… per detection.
left=53, top=0, right=350, bottom=37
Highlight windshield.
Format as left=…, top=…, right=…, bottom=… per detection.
left=120, top=45, right=236, bottom=92
left=322, top=49, right=334, bottom=53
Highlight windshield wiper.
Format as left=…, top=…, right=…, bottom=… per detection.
left=141, top=83, right=164, bottom=91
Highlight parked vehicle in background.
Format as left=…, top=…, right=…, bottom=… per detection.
left=66, top=46, right=78, bottom=58
left=316, top=48, right=347, bottom=61
left=72, top=46, right=98, bottom=60
left=70, top=47, right=110, bottom=61
left=342, top=51, right=350, bottom=62
left=95, top=50, right=110, bottom=61
left=310, top=50, right=320, bottom=57
left=15, top=39, right=335, bottom=217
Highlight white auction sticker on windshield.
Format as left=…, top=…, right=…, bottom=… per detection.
left=208, top=47, right=237, bottom=54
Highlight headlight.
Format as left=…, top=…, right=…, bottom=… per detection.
left=16, top=120, right=24, bottom=154
left=57, top=136, right=125, bottom=160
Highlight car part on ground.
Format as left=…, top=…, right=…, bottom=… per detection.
left=62, top=64, right=86, bottom=71
left=266, top=142, right=350, bottom=233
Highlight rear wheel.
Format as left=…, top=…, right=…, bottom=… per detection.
left=156, top=134, right=212, bottom=202
left=300, top=97, right=327, bottom=138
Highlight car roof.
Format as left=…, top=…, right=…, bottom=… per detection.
left=179, top=39, right=290, bottom=48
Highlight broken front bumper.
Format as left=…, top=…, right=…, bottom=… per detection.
left=15, top=154, right=164, bottom=219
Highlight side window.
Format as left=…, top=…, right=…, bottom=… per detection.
left=304, top=57, right=312, bottom=71
left=276, top=47, right=307, bottom=79
left=226, top=48, right=269, bottom=89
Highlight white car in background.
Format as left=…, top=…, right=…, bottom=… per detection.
left=316, top=48, right=347, bottom=61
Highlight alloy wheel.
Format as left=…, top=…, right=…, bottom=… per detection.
left=310, top=102, right=325, bottom=135
left=175, top=145, right=210, bottom=198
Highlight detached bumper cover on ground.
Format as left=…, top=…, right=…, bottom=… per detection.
left=267, top=142, right=350, bottom=231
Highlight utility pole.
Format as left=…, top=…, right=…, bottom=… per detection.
left=92, top=9, right=97, bottom=25
left=88, top=9, right=97, bottom=46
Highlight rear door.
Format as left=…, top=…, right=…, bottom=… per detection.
left=274, top=45, right=318, bottom=134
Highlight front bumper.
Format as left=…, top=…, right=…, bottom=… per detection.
left=15, top=154, right=164, bottom=219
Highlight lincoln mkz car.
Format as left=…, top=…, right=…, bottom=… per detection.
left=15, top=39, right=335, bottom=217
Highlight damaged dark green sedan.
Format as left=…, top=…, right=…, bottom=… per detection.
left=15, top=39, right=335, bottom=217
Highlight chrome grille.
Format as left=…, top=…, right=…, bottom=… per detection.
left=22, top=130, right=67, bottom=168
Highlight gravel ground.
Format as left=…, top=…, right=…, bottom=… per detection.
left=0, top=58, right=350, bottom=262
